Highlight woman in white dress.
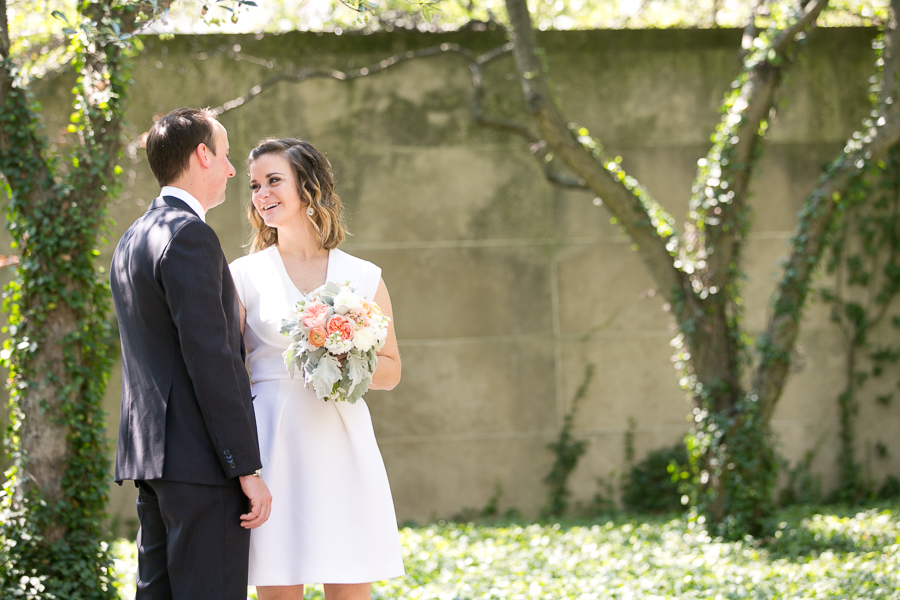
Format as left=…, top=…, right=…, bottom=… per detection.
left=229, top=138, right=404, bottom=600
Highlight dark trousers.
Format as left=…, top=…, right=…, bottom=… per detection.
left=135, top=479, right=250, bottom=600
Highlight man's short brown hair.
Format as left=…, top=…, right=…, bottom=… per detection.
left=146, top=108, right=218, bottom=187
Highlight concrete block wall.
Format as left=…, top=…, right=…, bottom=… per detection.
left=28, top=27, right=898, bottom=530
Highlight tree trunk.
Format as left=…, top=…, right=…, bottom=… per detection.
left=0, top=2, right=166, bottom=596
left=504, top=0, right=685, bottom=302
left=753, top=116, right=900, bottom=422
left=502, top=0, right=897, bottom=535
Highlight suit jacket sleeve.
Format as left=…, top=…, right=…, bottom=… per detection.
left=160, top=220, right=261, bottom=478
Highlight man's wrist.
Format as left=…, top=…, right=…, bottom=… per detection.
left=240, top=468, right=262, bottom=478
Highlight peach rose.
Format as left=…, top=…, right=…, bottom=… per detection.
left=308, top=327, right=327, bottom=348
left=327, top=315, right=355, bottom=341
left=301, top=302, right=328, bottom=329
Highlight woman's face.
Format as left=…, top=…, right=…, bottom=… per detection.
left=249, top=153, right=304, bottom=229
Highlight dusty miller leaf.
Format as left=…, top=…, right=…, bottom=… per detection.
left=302, top=347, right=326, bottom=379
left=283, top=346, right=297, bottom=376
left=345, top=373, right=372, bottom=404
left=347, top=350, right=370, bottom=386
left=309, top=353, right=342, bottom=398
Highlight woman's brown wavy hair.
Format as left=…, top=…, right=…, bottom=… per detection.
left=246, top=138, right=347, bottom=252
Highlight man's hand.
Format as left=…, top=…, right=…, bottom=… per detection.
left=238, top=474, right=272, bottom=529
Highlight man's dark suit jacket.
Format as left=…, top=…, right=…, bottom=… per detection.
left=110, top=195, right=261, bottom=485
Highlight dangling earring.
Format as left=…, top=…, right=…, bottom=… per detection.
left=307, top=207, right=315, bottom=217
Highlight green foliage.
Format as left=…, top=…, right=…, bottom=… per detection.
left=542, top=363, right=594, bottom=518
left=621, top=443, right=688, bottom=514
left=109, top=503, right=900, bottom=599
left=683, top=389, right=778, bottom=539
left=667, top=0, right=897, bottom=540
left=0, top=93, right=118, bottom=598
left=764, top=504, right=900, bottom=559
left=6, top=0, right=77, bottom=81
left=152, top=0, right=890, bottom=35
left=573, top=127, right=677, bottom=244
left=661, top=0, right=830, bottom=539
left=778, top=442, right=824, bottom=507
left=450, top=478, right=518, bottom=523
left=580, top=472, right=618, bottom=517
left=820, top=130, right=900, bottom=505
left=878, top=475, right=900, bottom=499
left=0, top=1, right=151, bottom=596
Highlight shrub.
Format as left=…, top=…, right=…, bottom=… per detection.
left=621, top=444, right=688, bottom=513
left=879, top=475, right=900, bottom=500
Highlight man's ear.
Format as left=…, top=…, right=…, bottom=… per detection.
left=195, top=143, right=213, bottom=168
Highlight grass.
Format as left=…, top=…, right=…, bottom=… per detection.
left=111, top=503, right=900, bottom=599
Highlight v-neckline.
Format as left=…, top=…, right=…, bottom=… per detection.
left=270, top=245, right=333, bottom=297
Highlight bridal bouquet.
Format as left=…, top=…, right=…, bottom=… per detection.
left=281, top=281, right=390, bottom=403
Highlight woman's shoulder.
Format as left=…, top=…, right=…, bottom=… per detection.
left=329, top=248, right=382, bottom=299
left=330, top=248, right=379, bottom=273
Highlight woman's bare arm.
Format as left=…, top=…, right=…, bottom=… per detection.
left=369, top=278, right=401, bottom=391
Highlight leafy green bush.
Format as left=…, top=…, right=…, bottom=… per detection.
left=778, top=449, right=823, bottom=506
left=878, top=474, right=900, bottom=500
left=114, top=503, right=900, bottom=600
left=621, top=443, right=688, bottom=513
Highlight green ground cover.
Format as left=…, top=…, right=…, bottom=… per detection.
left=112, top=504, right=900, bottom=599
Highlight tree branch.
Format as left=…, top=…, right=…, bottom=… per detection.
left=881, top=0, right=900, bottom=104
left=466, top=42, right=588, bottom=190
left=213, top=43, right=478, bottom=114
left=108, top=0, right=175, bottom=36
left=753, top=0, right=900, bottom=422
left=740, top=0, right=764, bottom=59
left=691, top=0, right=830, bottom=300
left=773, top=0, right=830, bottom=54
left=504, top=0, right=684, bottom=300
left=1, top=0, right=8, bottom=58
left=754, top=108, right=900, bottom=422
left=213, top=40, right=588, bottom=190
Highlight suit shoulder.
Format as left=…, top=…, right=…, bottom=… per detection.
left=120, top=206, right=207, bottom=244
left=165, top=216, right=222, bottom=250
left=170, top=213, right=215, bottom=235
left=114, top=207, right=194, bottom=260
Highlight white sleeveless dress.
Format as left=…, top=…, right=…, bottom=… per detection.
left=229, top=246, right=405, bottom=586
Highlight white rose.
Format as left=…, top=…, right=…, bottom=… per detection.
left=325, top=333, right=353, bottom=355
left=332, top=290, right=363, bottom=315
left=353, top=327, right=377, bottom=352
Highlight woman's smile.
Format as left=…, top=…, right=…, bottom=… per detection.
left=249, top=153, right=306, bottom=225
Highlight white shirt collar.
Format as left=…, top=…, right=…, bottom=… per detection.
left=160, top=186, right=206, bottom=223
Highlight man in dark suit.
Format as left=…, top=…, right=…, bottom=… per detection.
left=110, top=107, right=272, bottom=600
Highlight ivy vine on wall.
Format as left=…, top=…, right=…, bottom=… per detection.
left=820, top=144, right=900, bottom=504
left=0, top=0, right=168, bottom=596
